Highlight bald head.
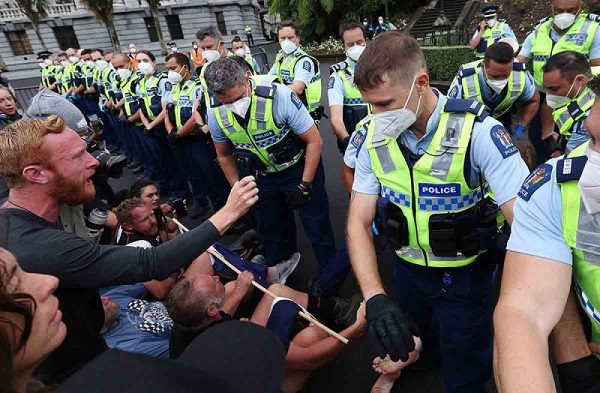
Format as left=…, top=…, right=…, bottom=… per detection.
left=111, top=53, right=130, bottom=69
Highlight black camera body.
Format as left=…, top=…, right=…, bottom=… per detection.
left=81, top=132, right=127, bottom=179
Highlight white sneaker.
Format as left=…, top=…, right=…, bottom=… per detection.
left=273, top=252, right=301, bottom=285
left=250, top=254, right=267, bottom=265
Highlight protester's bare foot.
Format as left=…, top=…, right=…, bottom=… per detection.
left=370, top=337, right=423, bottom=393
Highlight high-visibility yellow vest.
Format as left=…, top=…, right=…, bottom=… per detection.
left=273, top=48, right=322, bottom=113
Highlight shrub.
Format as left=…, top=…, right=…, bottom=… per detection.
left=303, top=36, right=343, bottom=55
left=422, top=46, right=476, bottom=81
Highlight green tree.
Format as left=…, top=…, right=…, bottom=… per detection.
left=15, top=0, right=48, bottom=50
left=80, top=0, right=120, bottom=50
left=146, top=0, right=168, bottom=55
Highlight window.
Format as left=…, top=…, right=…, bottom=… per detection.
left=52, top=26, right=79, bottom=51
left=144, top=17, right=159, bottom=42
left=215, top=12, right=227, bottom=35
left=5, top=30, right=33, bottom=56
left=166, top=15, right=184, bottom=40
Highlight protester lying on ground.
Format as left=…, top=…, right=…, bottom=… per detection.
left=0, top=248, right=66, bottom=393
left=165, top=272, right=364, bottom=392
left=0, top=115, right=259, bottom=383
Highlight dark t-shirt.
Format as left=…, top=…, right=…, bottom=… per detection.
left=169, top=311, right=233, bottom=359
left=0, top=207, right=220, bottom=383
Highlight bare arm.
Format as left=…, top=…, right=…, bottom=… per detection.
left=346, top=192, right=384, bottom=299
left=500, top=199, right=516, bottom=226
left=551, top=289, right=592, bottom=364
left=540, top=103, right=556, bottom=141
left=176, top=115, right=197, bottom=136
left=297, top=125, right=322, bottom=183
left=214, top=141, right=240, bottom=186
left=590, top=58, right=600, bottom=67
left=341, top=164, right=355, bottom=194
left=288, top=81, right=306, bottom=96
left=127, top=108, right=141, bottom=124
left=494, top=251, right=572, bottom=393
left=469, top=21, right=487, bottom=50
left=147, top=109, right=167, bottom=130
left=518, top=89, right=540, bottom=127
left=330, top=105, right=349, bottom=140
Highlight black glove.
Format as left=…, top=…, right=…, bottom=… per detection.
left=286, top=181, right=312, bottom=208
left=366, top=294, right=419, bottom=362
left=336, top=135, right=350, bottom=154
left=167, top=129, right=181, bottom=145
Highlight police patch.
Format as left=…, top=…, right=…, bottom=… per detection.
left=163, top=81, right=172, bottom=92
left=290, top=92, right=303, bottom=109
left=303, top=60, right=312, bottom=72
left=254, top=130, right=276, bottom=141
left=491, top=125, right=518, bottom=158
left=351, top=129, right=365, bottom=149
left=518, top=163, right=552, bottom=201
left=419, top=183, right=461, bottom=197
left=448, top=85, right=459, bottom=98
left=328, top=76, right=335, bottom=89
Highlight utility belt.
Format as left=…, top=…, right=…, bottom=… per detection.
left=343, top=105, right=368, bottom=134
left=234, top=132, right=305, bottom=177
left=376, top=195, right=499, bottom=258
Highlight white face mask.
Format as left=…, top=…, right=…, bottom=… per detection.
left=487, top=18, right=497, bottom=27
left=234, top=48, right=246, bottom=58
left=95, top=59, right=109, bottom=71
left=55, top=65, right=62, bottom=71
left=171, top=47, right=178, bottom=52
left=578, top=147, right=600, bottom=214
left=280, top=39, right=297, bottom=55
left=226, top=96, right=252, bottom=117
left=138, top=62, right=154, bottom=76
left=38, top=62, right=45, bottom=68
left=61, top=60, right=70, bottom=66
left=69, top=56, right=79, bottom=63
left=546, top=78, right=580, bottom=109
left=373, top=74, right=421, bottom=139
left=346, top=44, right=365, bottom=62
left=203, top=49, right=221, bottom=63
left=167, top=69, right=184, bottom=84
left=116, top=68, right=132, bottom=80
left=85, top=60, right=95, bottom=68
left=378, top=19, right=384, bottom=24
left=484, top=65, right=508, bottom=93
left=44, top=59, right=53, bottom=66
left=554, top=12, right=577, bottom=30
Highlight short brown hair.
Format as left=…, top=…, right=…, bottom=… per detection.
left=277, top=20, right=299, bottom=36
left=0, top=116, right=66, bottom=186
left=115, top=197, right=144, bottom=225
left=354, top=31, right=427, bottom=91
left=339, top=22, right=365, bottom=44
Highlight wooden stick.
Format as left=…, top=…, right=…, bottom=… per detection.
left=172, top=218, right=349, bottom=344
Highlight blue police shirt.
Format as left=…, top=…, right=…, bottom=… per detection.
left=101, top=283, right=172, bottom=358
left=209, top=83, right=315, bottom=144
left=471, top=21, right=517, bottom=40
left=352, top=92, right=530, bottom=206
left=447, top=65, right=536, bottom=110
left=268, top=48, right=316, bottom=87
left=327, top=58, right=356, bottom=107
left=507, top=157, right=573, bottom=264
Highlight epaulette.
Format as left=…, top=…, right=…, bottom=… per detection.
left=535, top=16, right=551, bottom=26
left=588, top=13, right=600, bottom=22
left=329, top=61, right=348, bottom=73
left=254, top=83, right=277, bottom=99
left=444, top=99, right=490, bottom=122
left=513, top=62, right=527, bottom=71
left=556, top=155, right=588, bottom=183
left=210, top=94, right=222, bottom=108
left=459, top=66, right=477, bottom=79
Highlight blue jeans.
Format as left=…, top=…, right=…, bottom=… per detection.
left=393, top=257, right=497, bottom=393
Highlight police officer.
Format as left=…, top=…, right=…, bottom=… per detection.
left=136, top=50, right=189, bottom=201
left=195, top=26, right=229, bottom=76
left=495, top=75, right=600, bottom=393
left=205, top=57, right=350, bottom=295
left=543, top=51, right=595, bottom=152
left=55, top=52, right=70, bottom=96
left=347, top=32, right=529, bottom=392
left=65, top=48, right=87, bottom=112
left=164, top=52, right=229, bottom=217
left=37, top=51, right=56, bottom=92
left=469, top=5, right=516, bottom=59
left=269, top=20, right=323, bottom=120
left=449, top=42, right=539, bottom=136
left=231, top=36, right=260, bottom=74
left=518, top=0, right=600, bottom=159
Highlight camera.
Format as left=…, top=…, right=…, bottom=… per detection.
left=86, top=207, right=109, bottom=245
left=81, top=127, right=127, bottom=179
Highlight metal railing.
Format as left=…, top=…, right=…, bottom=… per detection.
left=251, top=47, right=271, bottom=74
left=13, top=85, right=39, bottom=111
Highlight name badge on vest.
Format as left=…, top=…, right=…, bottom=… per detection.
left=419, top=183, right=461, bottom=197
left=565, top=33, right=588, bottom=45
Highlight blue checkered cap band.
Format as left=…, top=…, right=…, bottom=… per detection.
left=381, top=186, right=411, bottom=207
left=532, top=55, right=549, bottom=62
left=575, top=282, right=600, bottom=325
left=418, top=187, right=484, bottom=212
left=234, top=142, right=254, bottom=149
left=343, top=98, right=365, bottom=105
